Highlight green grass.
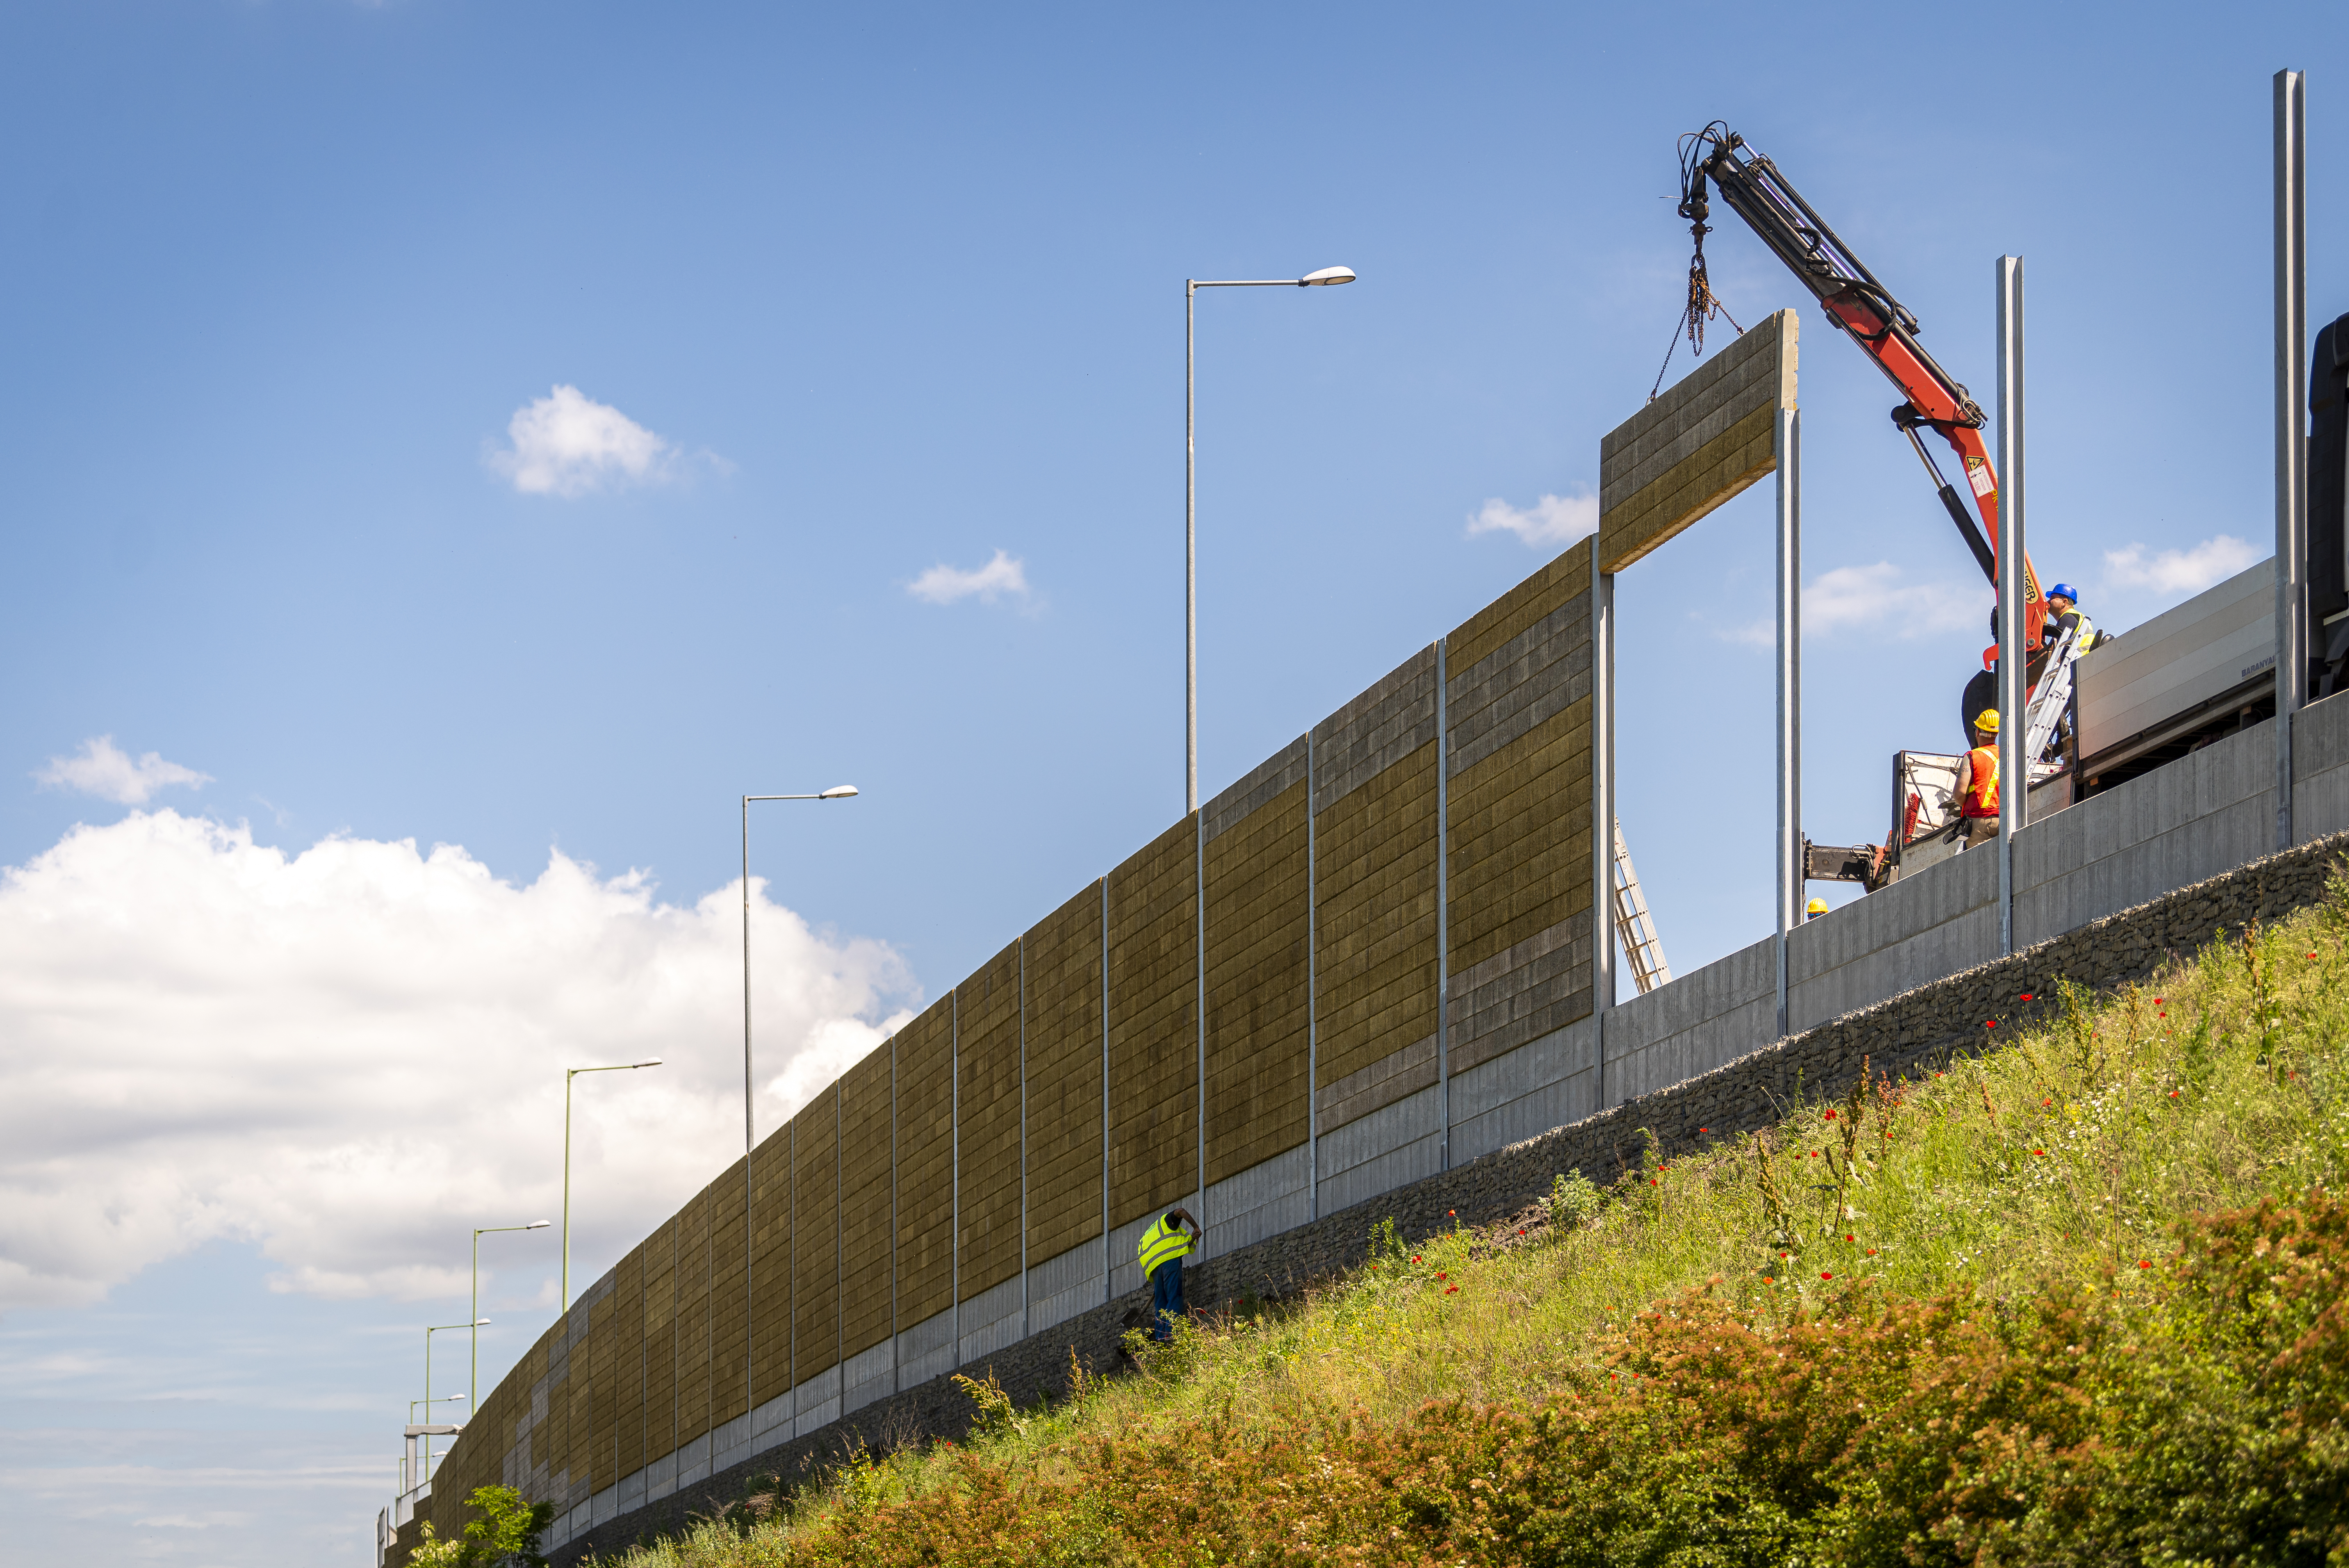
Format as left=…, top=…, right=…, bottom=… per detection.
left=574, top=878, right=2349, bottom=1566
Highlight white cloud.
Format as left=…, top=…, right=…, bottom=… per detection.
left=2103, top=534, right=2263, bottom=597
left=1716, top=561, right=1991, bottom=647
left=486, top=385, right=677, bottom=497
left=1465, top=491, right=1599, bottom=549
left=0, top=812, right=915, bottom=1310
left=35, top=738, right=211, bottom=805
left=908, top=549, right=1031, bottom=606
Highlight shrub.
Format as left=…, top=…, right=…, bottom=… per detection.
left=1548, top=1168, right=1601, bottom=1231
left=409, top=1485, right=552, bottom=1568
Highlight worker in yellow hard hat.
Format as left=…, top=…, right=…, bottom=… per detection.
left=1953, top=709, right=2001, bottom=848
left=1805, top=897, right=1828, bottom=921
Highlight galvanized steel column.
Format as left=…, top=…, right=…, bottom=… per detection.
left=2277, top=68, right=2308, bottom=849
left=1996, top=255, right=2026, bottom=957
left=1305, top=734, right=1319, bottom=1221
left=1774, top=406, right=1801, bottom=1035
left=1195, top=813, right=1207, bottom=1236
left=1435, top=638, right=1450, bottom=1170
left=1591, top=547, right=1615, bottom=1107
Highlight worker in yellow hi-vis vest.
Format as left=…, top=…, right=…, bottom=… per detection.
left=1136, top=1206, right=1200, bottom=1341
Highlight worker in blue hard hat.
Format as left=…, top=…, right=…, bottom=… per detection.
left=2046, top=584, right=2098, bottom=654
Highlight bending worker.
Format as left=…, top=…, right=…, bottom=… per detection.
left=1135, top=1205, right=1200, bottom=1341
left=1953, top=709, right=2001, bottom=848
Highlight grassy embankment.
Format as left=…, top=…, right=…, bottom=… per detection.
left=529, top=878, right=2349, bottom=1565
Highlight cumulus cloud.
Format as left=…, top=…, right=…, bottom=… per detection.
left=486, top=385, right=678, bottom=497
left=0, top=812, right=915, bottom=1310
left=1465, top=491, right=1599, bottom=549
left=1716, top=561, right=1991, bottom=647
left=35, top=737, right=210, bottom=805
left=908, top=549, right=1030, bottom=606
left=2103, top=534, right=2263, bottom=597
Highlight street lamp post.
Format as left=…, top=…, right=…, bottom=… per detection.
left=403, top=1396, right=464, bottom=1491
left=422, top=1320, right=486, bottom=1482
left=563, top=1062, right=661, bottom=1310
left=741, top=785, right=859, bottom=1154
left=472, top=1220, right=550, bottom=1408
left=1184, top=265, right=1356, bottom=812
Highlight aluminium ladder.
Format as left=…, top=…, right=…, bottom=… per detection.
left=2021, top=621, right=2083, bottom=770
left=1611, top=817, right=1672, bottom=994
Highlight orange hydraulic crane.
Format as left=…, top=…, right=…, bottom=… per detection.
left=1676, top=123, right=2046, bottom=664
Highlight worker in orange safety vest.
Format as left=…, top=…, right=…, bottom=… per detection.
left=1953, top=709, right=2001, bottom=849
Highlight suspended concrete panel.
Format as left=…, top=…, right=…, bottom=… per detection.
left=1599, top=307, right=1797, bottom=573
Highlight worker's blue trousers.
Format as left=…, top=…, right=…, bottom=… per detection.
left=1149, top=1257, right=1185, bottom=1341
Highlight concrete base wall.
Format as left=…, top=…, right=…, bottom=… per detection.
left=1317, top=1083, right=1441, bottom=1214
left=1450, top=1013, right=1597, bottom=1165
left=1201, top=1144, right=1310, bottom=1263
left=1026, top=1238, right=1106, bottom=1336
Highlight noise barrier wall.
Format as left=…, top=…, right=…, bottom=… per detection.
left=415, top=542, right=1599, bottom=1548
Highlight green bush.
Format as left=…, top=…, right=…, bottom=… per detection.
left=1548, top=1167, right=1601, bottom=1231
left=409, top=1485, right=552, bottom=1568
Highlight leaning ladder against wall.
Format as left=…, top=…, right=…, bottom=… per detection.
left=1610, top=819, right=1671, bottom=994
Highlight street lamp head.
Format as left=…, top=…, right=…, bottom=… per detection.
left=527, top=1220, right=551, bottom=1229
left=633, top=1060, right=662, bottom=1069
left=1300, top=265, right=1357, bottom=287
left=473, top=1318, right=491, bottom=1326
left=819, top=785, right=859, bottom=799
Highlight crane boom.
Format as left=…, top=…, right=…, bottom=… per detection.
left=1678, top=124, right=2046, bottom=660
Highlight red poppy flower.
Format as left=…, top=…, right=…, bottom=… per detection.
left=1866, top=1248, right=1878, bottom=1256
left=1444, top=1285, right=1458, bottom=1295
left=1436, top=1272, right=1447, bottom=1281
left=2139, top=1260, right=2152, bottom=1269
left=2021, top=992, right=2034, bottom=1001
left=1821, top=1271, right=1834, bottom=1281
left=1762, top=1276, right=1773, bottom=1284
left=2155, top=997, right=2165, bottom=1005
left=1824, top=1109, right=1837, bottom=1120
left=1844, top=1234, right=1855, bottom=1243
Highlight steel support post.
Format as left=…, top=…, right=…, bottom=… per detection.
left=1305, top=736, right=1319, bottom=1219
left=1996, top=255, right=2026, bottom=956
left=2277, top=68, right=2308, bottom=849
left=1774, top=406, right=1801, bottom=1036
left=1434, top=638, right=1449, bottom=1170
left=1591, top=551, right=1616, bottom=1106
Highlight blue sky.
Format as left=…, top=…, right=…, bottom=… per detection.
left=1, top=3, right=2342, bottom=1562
